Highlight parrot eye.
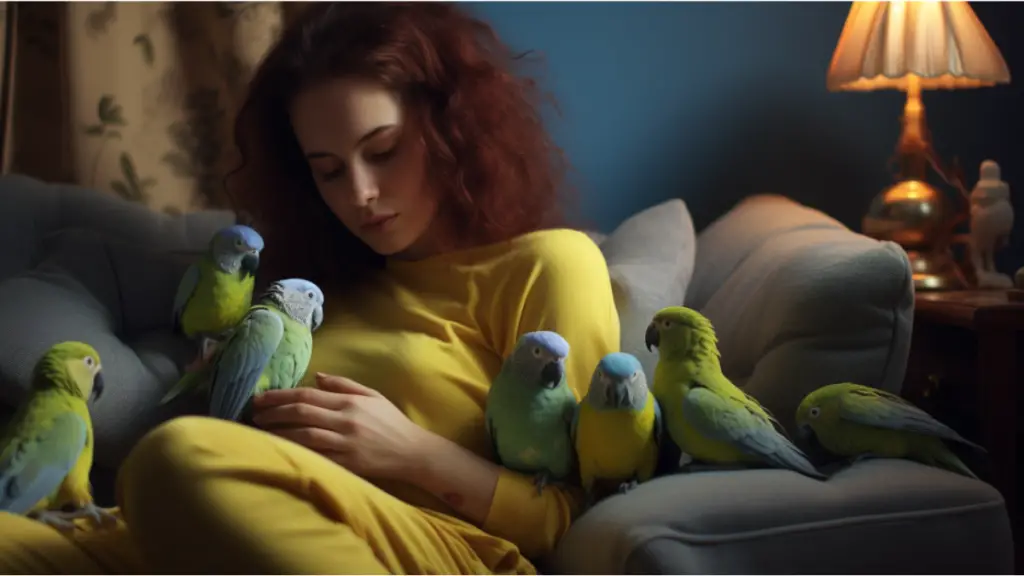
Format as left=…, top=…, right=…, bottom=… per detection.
left=83, top=356, right=95, bottom=368
left=234, top=239, right=243, bottom=248
left=307, top=291, right=315, bottom=299
left=809, top=407, right=821, bottom=418
left=532, top=346, right=543, bottom=358
left=661, top=319, right=673, bottom=329
left=631, top=371, right=638, bottom=379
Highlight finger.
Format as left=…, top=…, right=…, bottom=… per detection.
left=253, top=386, right=351, bottom=409
left=315, top=373, right=381, bottom=397
left=252, top=402, right=346, bottom=431
left=266, top=426, right=350, bottom=453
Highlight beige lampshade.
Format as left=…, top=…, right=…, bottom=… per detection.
left=827, top=1, right=1011, bottom=92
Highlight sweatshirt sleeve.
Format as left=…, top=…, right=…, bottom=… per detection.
left=484, top=230, right=620, bottom=559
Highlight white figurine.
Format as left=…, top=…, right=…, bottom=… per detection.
left=969, top=160, right=1014, bottom=289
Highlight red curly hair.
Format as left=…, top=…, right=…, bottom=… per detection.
left=227, top=2, right=571, bottom=291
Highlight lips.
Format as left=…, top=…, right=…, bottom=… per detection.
left=360, top=213, right=398, bottom=231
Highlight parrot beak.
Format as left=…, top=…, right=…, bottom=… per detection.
left=645, top=323, right=660, bottom=352
left=608, top=382, right=631, bottom=409
left=241, top=253, right=260, bottom=278
left=90, top=371, right=105, bottom=403
left=540, top=361, right=564, bottom=389
left=311, top=306, right=324, bottom=332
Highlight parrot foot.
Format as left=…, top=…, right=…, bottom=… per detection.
left=532, top=473, right=570, bottom=496
left=199, top=337, right=221, bottom=362
left=27, top=510, right=77, bottom=532
left=40, top=503, right=119, bottom=529
left=532, top=472, right=551, bottom=496
left=617, top=480, right=640, bottom=494
left=68, top=502, right=119, bottom=527
left=184, top=340, right=220, bottom=374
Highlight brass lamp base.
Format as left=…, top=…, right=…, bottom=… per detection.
left=905, top=249, right=965, bottom=291
left=862, top=179, right=967, bottom=292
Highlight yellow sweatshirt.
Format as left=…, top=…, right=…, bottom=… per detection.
left=305, top=228, right=620, bottom=559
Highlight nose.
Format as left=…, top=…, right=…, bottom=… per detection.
left=350, top=164, right=379, bottom=207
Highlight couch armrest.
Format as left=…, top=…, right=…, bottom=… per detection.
left=685, top=195, right=914, bottom=432
left=0, top=174, right=234, bottom=279
left=548, top=460, right=1012, bottom=574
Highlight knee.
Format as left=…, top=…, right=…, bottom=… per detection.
left=0, top=511, right=63, bottom=549
left=0, top=511, right=31, bottom=535
left=117, top=416, right=235, bottom=501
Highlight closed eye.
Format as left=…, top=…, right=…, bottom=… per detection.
left=367, top=147, right=397, bottom=164
left=319, top=166, right=345, bottom=182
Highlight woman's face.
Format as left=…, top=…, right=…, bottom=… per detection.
left=290, top=77, right=441, bottom=259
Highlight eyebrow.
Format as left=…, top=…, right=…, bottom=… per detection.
left=305, top=124, right=397, bottom=160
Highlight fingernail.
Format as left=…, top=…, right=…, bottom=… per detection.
left=316, top=372, right=326, bottom=379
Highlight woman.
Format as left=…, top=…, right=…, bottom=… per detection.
left=0, top=3, right=619, bottom=574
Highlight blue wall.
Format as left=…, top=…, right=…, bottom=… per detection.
left=469, top=2, right=1024, bottom=273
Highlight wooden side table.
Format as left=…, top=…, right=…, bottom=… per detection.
left=904, top=290, right=1021, bottom=565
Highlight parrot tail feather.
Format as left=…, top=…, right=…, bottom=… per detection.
left=160, top=371, right=205, bottom=405
left=932, top=450, right=979, bottom=480
left=768, top=446, right=828, bottom=480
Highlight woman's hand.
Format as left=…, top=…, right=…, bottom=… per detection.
left=250, top=372, right=431, bottom=480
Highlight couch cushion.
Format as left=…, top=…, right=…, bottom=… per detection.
left=548, top=458, right=1013, bottom=574
left=677, top=195, right=913, bottom=433
left=0, top=228, right=217, bottom=467
left=597, top=199, right=696, bottom=380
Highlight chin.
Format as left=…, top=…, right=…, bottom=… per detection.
left=351, top=212, right=436, bottom=258
left=360, top=232, right=415, bottom=257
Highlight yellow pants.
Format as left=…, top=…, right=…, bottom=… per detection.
left=0, top=416, right=534, bottom=574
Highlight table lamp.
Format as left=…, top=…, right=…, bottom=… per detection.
left=827, top=1, right=1011, bottom=291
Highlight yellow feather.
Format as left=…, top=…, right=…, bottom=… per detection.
left=575, top=395, right=659, bottom=492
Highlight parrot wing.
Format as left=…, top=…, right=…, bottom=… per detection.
left=208, top=308, right=284, bottom=421
left=653, top=396, right=665, bottom=446
left=681, top=385, right=825, bottom=479
left=839, top=387, right=985, bottom=452
left=171, top=263, right=201, bottom=331
left=0, top=412, right=88, bottom=514
left=570, top=403, right=580, bottom=445
left=485, top=416, right=503, bottom=466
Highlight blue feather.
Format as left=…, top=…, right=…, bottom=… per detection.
left=520, top=331, right=570, bottom=358
left=218, top=225, right=265, bottom=252
left=0, top=413, right=88, bottom=514
left=598, top=352, right=643, bottom=379
left=208, top=308, right=284, bottom=421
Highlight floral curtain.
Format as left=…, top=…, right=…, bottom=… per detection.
left=0, top=1, right=309, bottom=213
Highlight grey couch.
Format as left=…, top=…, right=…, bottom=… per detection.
left=0, top=174, right=1014, bottom=574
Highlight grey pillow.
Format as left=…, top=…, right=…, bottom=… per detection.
left=0, top=228, right=205, bottom=467
left=598, top=199, right=697, bottom=381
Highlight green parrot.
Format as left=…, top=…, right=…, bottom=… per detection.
left=486, top=330, right=577, bottom=495
left=161, top=278, right=325, bottom=422
left=173, top=224, right=264, bottom=369
left=795, top=382, right=985, bottom=478
left=572, top=352, right=662, bottom=501
left=0, top=341, right=116, bottom=530
left=645, top=306, right=824, bottom=479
